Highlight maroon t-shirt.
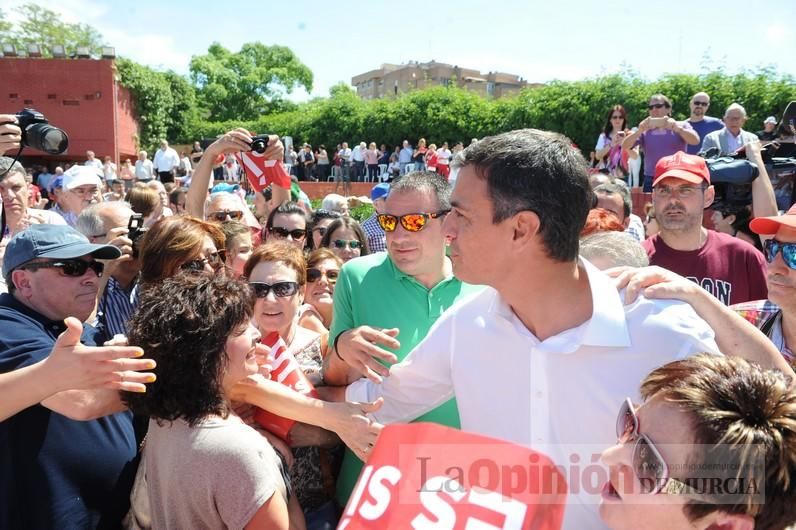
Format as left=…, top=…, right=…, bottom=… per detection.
left=642, top=230, right=768, bottom=306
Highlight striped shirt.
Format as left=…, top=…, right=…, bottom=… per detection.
left=97, top=277, right=139, bottom=339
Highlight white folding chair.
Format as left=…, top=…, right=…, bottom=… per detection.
left=403, top=163, right=415, bottom=175
left=378, top=164, right=388, bottom=181
left=329, top=166, right=341, bottom=182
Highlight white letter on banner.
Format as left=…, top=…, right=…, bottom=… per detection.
left=412, top=475, right=466, bottom=529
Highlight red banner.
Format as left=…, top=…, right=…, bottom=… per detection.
left=254, top=332, right=319, bottom=441
left=339, top=423, right=567, bottom=530
left=235, top=151, right=291, bottom=191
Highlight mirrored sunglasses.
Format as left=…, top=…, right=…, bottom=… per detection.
left=765, top=239, right=796, bottom=270
left=249, top=281, right=300, bottom=298
left=377, top=210, right=450, bottom=232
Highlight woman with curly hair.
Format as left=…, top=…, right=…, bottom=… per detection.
left=123, top=273, right=295, bottom=529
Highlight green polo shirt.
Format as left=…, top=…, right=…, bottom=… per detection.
left=330, top=252, right=483, bottom=505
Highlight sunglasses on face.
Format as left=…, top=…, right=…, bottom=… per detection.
left=377, top=210, right=450, bottom=232
left=312, top=226, right=328, bottom=237
left=765, top=239, right=796, bottom=270
left=270, top=227, right=306, bottom=240
left=209, top=210, right=244, bottom=222
left=333, top=239, right=361, bottom=250
left=648, top=103, right=668, bottom=110
left=692, top=101, right=709, bottom=107
left=22, top=259, right=104, bottom=278
left=249, top=281, right=300, bottom=298
left=611, top=115, right=624, bottom=120
left=181, top=251, right=226, bottom=273
left=616, top=398, right=696, bottom=496
left=307, top=268, right=340, bottom=284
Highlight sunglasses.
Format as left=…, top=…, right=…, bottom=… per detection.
left=692, top=101, right=709, bottom=107
left=377, top=210, right=450, bottom=232
left=269, top=227, right=306, bottom=240
left=307, top=268, right=340, bottom=284
left=312, top=226, right=328, bottom=236
left=611, top=115, right=624, bottom=120
left=616, top=398, right=696, bottom=495
left=22, top=259, right=104, bottom=278
left=249, top=281, right=300, bottom=298
left=647, top=103, right=668, bottom=110
left=764, top=239, right=796, bottom=270
left=333, top=239, right=361, bottom=250
left=209, top=210, right=244, bottom=222
left=181, top=251, right=226, bottom=273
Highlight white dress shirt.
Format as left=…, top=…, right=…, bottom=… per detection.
left=153, top=147, right=180, bottom=172
left=346, top=259, right=719, bottom=529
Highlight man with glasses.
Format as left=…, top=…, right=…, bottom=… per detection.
left=642, top=151, right=768, bottom=305
left=0, top=224, right=146, bottom=528
left=622, top=94, right=699, bottom=192
left=52, top=165, right=103, bottom=227
left=322, top=171, right=482, bottom=505
left=685, top=91, right=724, bottom=154
left=701, top=103, right=759, bottom=156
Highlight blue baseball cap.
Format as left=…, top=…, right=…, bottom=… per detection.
left=3, top=224, right=122, bottom=275
left=49, top=175, right=63, bottom=193
left=211, top=183, right=240, bottom=194
left=371, top=183, right=390, bottom=202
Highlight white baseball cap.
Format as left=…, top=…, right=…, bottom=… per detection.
left=62, top=165, right=102, bottom=190
left=764, top=116, right=777, bottom=125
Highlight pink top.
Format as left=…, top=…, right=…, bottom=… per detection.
left=364, top=149, right=379, bottom=165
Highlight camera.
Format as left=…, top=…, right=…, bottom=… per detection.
left=128, top=213, right=148, bottom=258
left=250, top=134, right=270, bottom=154
left=15, top=108, right=69, bottom=155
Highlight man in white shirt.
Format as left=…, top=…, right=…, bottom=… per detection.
left=152, top=139, right=180, bottom=184
left=83, top=150, right=102, bottom=170
left=134, top=151, right=154, bottom=182
left=336, top=142, right=352, bottom=196
left=340, top=129, right=791, bottom=529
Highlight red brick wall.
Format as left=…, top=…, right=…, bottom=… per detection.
left=1, top=57, right=139, bottom=165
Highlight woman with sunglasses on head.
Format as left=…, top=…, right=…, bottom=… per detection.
left=595, top=105, right=632, bottom=180
left=244, top=241, right=342, bottom=528
left=600, top=353, right=796, bottom=530
left=308, top=209, right=342, bottom=251
left=122, top=273, right=297, bottom=530
left=264, top=201, right=308, bottom=252
left=299, top=249, right=342, bottom=334
left=319, top=217, right=369, bottom=263
left=138, top=215, right=226, bottom=286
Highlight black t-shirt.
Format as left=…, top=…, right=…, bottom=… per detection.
left=0, top=294, right=137, bottom=529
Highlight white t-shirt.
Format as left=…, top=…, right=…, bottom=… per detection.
left=134, top=160, right=154, bottom=180
left=153, top=148, right=180, bottom=172
left=145, top=416, right=287, bottom=530
left=347, top=259, right=719, bottom=530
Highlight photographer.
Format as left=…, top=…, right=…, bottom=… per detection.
left=187, top=128, right=290, bottom=219
left=622, top=94, right=700, bottom=192
left=75, top=202, right=140, bottom=340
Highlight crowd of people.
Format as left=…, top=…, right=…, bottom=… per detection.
left=2, top=99, right=796, bottom=530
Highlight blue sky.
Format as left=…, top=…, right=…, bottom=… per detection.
left=6, top=0, right=796, bottom=101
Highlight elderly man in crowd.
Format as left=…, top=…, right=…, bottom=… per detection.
left=152, top=139, right=180, bottom=184
left=50, top=165, right=103, bottom=227
left=701, top=103, right=759, bottom=156
left=133, top=150, right=154, bottom=183
left=0, top=224, right=147, bottom=528
left=0, top=156, right=65, bottom=240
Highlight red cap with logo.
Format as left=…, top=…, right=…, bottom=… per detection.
left=653, top=151, right=711, bottom=187
left=750, top=204, right=796, bottom=235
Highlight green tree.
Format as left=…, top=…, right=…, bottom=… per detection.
left=0, top=3, right=106, bottom=57
left=190, top=42, right=313, bottom=122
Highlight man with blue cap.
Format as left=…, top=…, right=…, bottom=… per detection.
left=360, top=182, right=390, bottom=252
left=0, top=224, right=143, bottom=528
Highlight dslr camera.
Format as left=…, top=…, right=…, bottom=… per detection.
left=250, top=134, right=270, bottom=154
left=14, top=108, right=69, bottom=154
left=128, top=213, right=148, bottom=258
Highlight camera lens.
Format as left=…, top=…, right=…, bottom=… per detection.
left=251, top=139, right=267, bottom=154
left=25, top=123, right=69, bottom=154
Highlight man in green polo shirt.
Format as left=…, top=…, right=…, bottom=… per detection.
left=322, top=171, right=482, bottom=506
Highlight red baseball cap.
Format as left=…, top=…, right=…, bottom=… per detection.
left=750, top=204, right=796, bottom=235
left=653, top=151, right=711, bottom=187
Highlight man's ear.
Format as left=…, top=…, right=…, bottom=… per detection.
left=704, top=185, right=715, bottom=209
left=10, top=269, right=32, bottom=297
left=512, top=210, right=541, bottom=244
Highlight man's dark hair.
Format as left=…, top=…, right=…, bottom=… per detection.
left=123, top=273, right=254, bottom=426
left=389, top=170, right=451, bottom=210
left=308, top=208, right=342, bottom=250
left=594, top=181, right=631, bottom=219
left=453, top=129, right=591, bottom=262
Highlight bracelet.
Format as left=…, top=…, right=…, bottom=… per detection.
left=333, top=330, right=347, bottom=361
